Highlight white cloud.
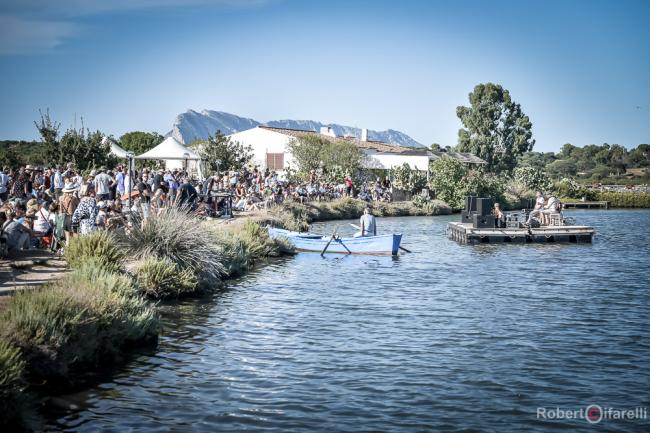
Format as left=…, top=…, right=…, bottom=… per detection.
left=1, top=0, right=272, bottom=18
left=0, top=14, right=80, bottom=55
left=0, top=0, right=272, bottom=55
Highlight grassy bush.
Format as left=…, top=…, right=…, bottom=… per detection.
left=134, top=257, right=198, bottom=299
left=65, top=231, right=124, bottom=273
left=206, top=220, right=295, bottom=278
left=124, top=207, right=225, bottom=284
left=0, top=264, right=158, bottom=386
left=0, top=339, right=25, bottom=421
left=595, top=191, right=650, bottom=208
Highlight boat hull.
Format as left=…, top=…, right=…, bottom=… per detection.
left=268, top=228, right=402, bottom=255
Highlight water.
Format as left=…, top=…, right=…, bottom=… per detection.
left=43, top=210, right=650, bottom=432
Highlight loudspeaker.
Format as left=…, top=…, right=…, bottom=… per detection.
left=461, top=210, right=475, bottom=224
left=473, top=214, right=495, bottom=228
left=464, top=196, right=477, bottom=212
left=476, top=198, right=493, bottom=216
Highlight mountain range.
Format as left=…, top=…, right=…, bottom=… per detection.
left=168, top=110, right=425, bottom=148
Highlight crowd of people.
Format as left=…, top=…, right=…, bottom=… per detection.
left=0, top=163, right=394, bottom=254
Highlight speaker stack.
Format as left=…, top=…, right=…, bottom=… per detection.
left=461, top=196, right=477, bottom=224
left=472, top=197, right=495, bottom=228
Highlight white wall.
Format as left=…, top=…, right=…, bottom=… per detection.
left=228, top=127, right=295, bottom=171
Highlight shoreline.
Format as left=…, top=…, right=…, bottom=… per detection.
left=0, top=198, right=450, bottom=430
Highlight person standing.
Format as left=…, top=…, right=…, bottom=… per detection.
left=93, top=167, right=112, bottom=201
left=115, top=166, right=125, bottom=198
left=344, top=175, right=354, bottom=197
left=53, top=166, right=65, bottom=199
left=59, top=184, right=80, bottom=244
left=72, top=184, right=99, bottom=235
left=0, top=167, right=9, bottom=202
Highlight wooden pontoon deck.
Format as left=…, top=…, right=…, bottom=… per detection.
left=447, top=222, right=595, bottom=244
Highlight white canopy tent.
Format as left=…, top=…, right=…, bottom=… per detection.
left=134, top=136, right=203, bottom=179
left=102, top=136, right=130, bottom=159
left=134, top=136, right=200, bottom=160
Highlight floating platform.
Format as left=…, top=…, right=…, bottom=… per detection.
left=447, top=222, right=595, bottom=244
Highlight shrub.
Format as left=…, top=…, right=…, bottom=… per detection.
left=0, top=339, right=26, bottom=429
left=134, top=257, right=198, bottom=298
left=390, top=163, right=428, bottom=194
left=0, top=264, right=158, bottom=386
left=124, top=207, right=225, bottom=284
left=64, top=231, right=124, bottom=273
left=595, top=192, right=650, bottom=208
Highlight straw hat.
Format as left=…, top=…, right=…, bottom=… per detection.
left=62, top=184, right=78, bottom=193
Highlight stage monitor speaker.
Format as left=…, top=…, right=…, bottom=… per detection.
left=464, top=196, right=477, bottom=212
left=476, top=198, right=493, bottom=216
left=473, top=214, right=495, bottom=229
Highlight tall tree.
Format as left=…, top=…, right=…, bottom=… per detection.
left=456, top=83, right=535, bottom=174
left=119, top=131, right=164, bottom=155
left=34, top=109, right=61, bottom=165
left=195, top=130, right=253, bottom=172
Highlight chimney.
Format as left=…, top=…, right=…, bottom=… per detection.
left=320, top=126, right=336, bottom=137
left=361, top=128, right=368, bottom=142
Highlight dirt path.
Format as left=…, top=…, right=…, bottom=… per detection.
left=0, top=250, right=68, bottom=301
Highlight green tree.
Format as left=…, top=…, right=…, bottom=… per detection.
left=430, top=143, right=442, bottom=152
left=546, top=159, right=577, bottom=179
left=287, top=134, right=330, bottom=176
left=59, top=126, right=116, bottom=170
left=513, top=165, right=552, bottom=192
left=195, top=130, right=253, bottom=172
left=390, top=163, right=427, bottom=194
left=628, top=144, right=650, bottom=167
left=456, top=83, right=535, bottom=174
left=34, top=109, right=61, bottom=165
left=287, top=134, right=362, bottom=181
left=119, top=131, right=164, bottom=155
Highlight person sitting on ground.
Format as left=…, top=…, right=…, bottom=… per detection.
left=493, top=203, right=505, bottom=228
left=356, top=206, right=377, bottom=237
left=96, top=201, right=108, bottom=229
left=525, top=191, right=545, bottom=226
left=2, top=209, right=32, bottom=251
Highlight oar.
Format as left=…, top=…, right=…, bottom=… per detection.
left=320, top=226, right=338, bottom=256
left=399, top=246, right=412, bottom=253
left=349, top=223, right=361, bottom=230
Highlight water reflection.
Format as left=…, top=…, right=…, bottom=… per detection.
left=43, top=210, right=650, bottom=433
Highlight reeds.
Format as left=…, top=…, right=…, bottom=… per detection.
left=134, top=257, right=199, bottom=298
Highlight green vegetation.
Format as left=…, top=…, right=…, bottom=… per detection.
left=389, top=163, right=427, bottom=194
left=134, top=257, right=199, bottom=298
left=287, top=134, right=362, bottom=183
left=64, top=231, right=125, bottom=273
left=193, top=129, right=254, bottom=172
left=119, top=131, right=164, bottom=155
left=0, top=339, right=25, bottom=428
left=595, top=192, right=650, bottom=208
left=0, top=265, right=158, bottom=387
left=279, top=197, right=451, bottom=223
left=456, top=83, right=535, bottom=174
left=124, top=207, right=226, bottom=284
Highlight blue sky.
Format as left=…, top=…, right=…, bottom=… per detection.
left=0, top=0, right=648, bottom=152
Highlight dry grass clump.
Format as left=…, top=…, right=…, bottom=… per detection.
left=134, top=257, right=199, bottom=299
left=64, top=230, right=124, bottom=273
left=124, top=207, right=225, bottom=284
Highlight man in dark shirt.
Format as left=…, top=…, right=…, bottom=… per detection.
left=178, top=178, right=197, bottom=208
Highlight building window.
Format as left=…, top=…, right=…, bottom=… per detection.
left=266, top=153, right=284, bottom=170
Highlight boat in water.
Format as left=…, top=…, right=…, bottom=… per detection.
left=268, top=227, right=403, bottom=256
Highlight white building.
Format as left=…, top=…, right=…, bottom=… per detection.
left=227, top=125, right=441, bottom=173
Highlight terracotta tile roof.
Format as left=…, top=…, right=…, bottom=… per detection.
left=259, top=125, right=428, bottom=155
left=258, top=126, right=487, bottom=163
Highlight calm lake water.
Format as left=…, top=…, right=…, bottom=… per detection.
left=43, top=210, right=650, bottom=432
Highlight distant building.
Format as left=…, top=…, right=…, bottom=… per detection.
left=226, top=125, right=485, bottom=174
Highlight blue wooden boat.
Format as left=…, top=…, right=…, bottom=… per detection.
left=268, top=227, right=403, bottom=256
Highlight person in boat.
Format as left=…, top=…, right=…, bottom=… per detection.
left=357, top=206, right=377, bottom=237
left=493, top=203, right=505, bottom=228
